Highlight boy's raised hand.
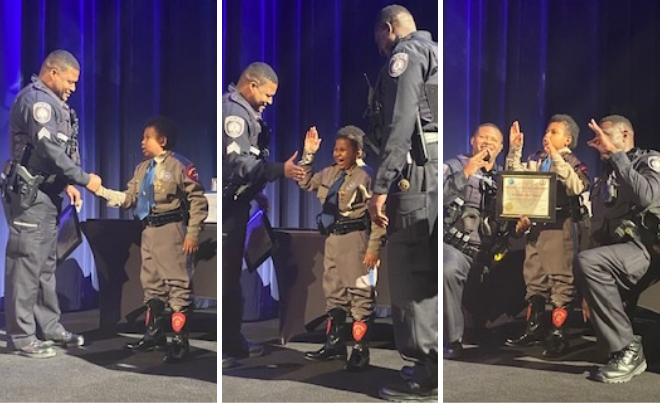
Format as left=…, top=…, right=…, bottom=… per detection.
left=304, top=126, right=322, bottom=154
left=509, top=121, right=524, bottom=148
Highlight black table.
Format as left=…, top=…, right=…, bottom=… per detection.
left=82, top=219, right=217, bottom=331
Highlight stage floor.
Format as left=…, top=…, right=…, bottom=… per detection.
left=444, top=308, right=660, bottom=402
left=0, top=308, right=217, bottom=402
left=222, top=317, right=427, bottom=403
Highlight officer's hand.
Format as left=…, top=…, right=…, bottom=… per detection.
left=368, top=193, right=389, bottom=228
left=463, top=149, right=490, bottom=178
left=284, top=151, right=306, bottom=181
left=542, top=134, right=558, bottom=158
left=86, top=173, right=102, bottom=193
left=65, top=185, right=82, bottom=211
left=363, top=252, right=380, bottom=271
left=587, top=119, right=619, bottom=158
left=254, top=192, right=269, bottom=214
left=515, top=216, right=532, bottom=234
left=182, top=236, right=199, bottom=255
left=509, top=121, right=524, bottom=148
left=304, top=126, right=322, bottom=154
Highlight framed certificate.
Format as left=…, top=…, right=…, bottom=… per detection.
left=57, top=204, right=83, bottom=265
left=496, top=171, right=557, bottom=223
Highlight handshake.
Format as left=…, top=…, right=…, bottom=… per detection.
left=85, top=173, right=102, bottom=193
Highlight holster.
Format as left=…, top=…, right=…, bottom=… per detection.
left=14, top=164, right=44, bottom=209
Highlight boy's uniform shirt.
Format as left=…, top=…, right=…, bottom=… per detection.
left=100, top=150, right=208, bottom=240
left=298, top=152, right=385, bottom=255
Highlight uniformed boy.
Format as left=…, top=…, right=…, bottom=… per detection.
left=504, top=114, right=589, bottom=357
left=297, top=125, right=385, bottom=371
left=94, top=116, right=208, bottom=362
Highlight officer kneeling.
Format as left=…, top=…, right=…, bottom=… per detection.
left=576, top=115, right=660, bottom=383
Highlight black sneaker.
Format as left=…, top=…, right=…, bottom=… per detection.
left=225, top=342, right=264, bottom=359
left=379, top=381, right=438, bottom=402
left=46, top=331, right=85, bottom=347
left=443, top=341, right=463, bottom=360
left=15, top=340, right=56, bottom=359
left=596, top=336, right=647, bottom=383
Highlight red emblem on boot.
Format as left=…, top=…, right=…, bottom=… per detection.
left=353, top=321, right=367, bottom=342
left=145, top=309, right=151, bottom=326
left=172, top=312, right=186, bottom=332
left=326, top=317, right=332, bottom=334
left=552, top=307, right=567, bottom=328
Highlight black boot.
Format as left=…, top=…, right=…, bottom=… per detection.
left=543, top=306, right=569, bottom=358
left=164, top=307, right=191, bottom=363
left=127, top=299, right=167, bottom=351
left=344, top=317, right=371, bottom=371
left=505, top=295, right=546, bottom=347
left=304, top=309, right=347, bottom=361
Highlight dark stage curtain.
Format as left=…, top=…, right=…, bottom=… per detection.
left=222, top=0, right=438, bottom=229
left=0, top=0, right=217, bottom=308
left=444, top=0, right=660, bottom=177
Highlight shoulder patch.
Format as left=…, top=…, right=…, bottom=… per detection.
left=185, top=164, right=200, bottom=183
left=648, top=156, right=660, bottom=172
left=33, top=102, right=52, bottom=124
left=389, top=53, right=409, bottom=77
left=224, top=116, right=245, bottom=138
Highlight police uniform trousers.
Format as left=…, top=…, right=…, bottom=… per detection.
left=386, top=142, right=438, bottom=388
left=323, top=230, right=374, bottom=321
left=221, top=202, right=250, bottom=351
left=443, top=243, right=474, bottom=344
left=576, top=240, right=650, bottom=353
left=3, top=190, right=67, bottom=350
left=523, top=216, right=576, bottom=306
left=140, top=221, right=193, bottom=309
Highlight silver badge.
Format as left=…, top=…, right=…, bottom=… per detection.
left=33, top=102, right=52, bottom=124
left=224, top=116, right=245, bottom=138
left=162, top=171, right=172, bottom=181
left=389, top=53, right=409, bottom=78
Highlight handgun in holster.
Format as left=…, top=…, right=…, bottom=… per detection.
left=6, top=143, right=45, bottom=209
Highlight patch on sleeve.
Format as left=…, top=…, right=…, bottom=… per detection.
left=226, top=141, right=241, bottom=155
left=185, top=164, right=200, bottom=182
left=224, top=116, right=245, bottom=138
left=389, top=53, right=409, bottom=77
left=648, top=156, right=660, bottom=172
left=33, top=102, right=52, bottom=124
left=37, top=127, right=50, bottom=141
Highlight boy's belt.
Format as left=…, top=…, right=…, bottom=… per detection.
left=327, top=217, right=368, bottom=235
left=143, top=209, right=185, bottom=228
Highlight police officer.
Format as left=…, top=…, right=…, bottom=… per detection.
left=365, top=5, right=438, bottom=402
left=576, top=115, right=660, bottom=383
left=2, top=50, right=101, bottom=358
left=443, top=123, right=505, bottom=362
left=222, top=62, right=305, bottom=368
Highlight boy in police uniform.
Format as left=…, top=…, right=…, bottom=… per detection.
left=297, top=125, right=385, bottom=371
left=504, top=114, right=589, bottom=357
left=94, top=116, right=208, bottom=362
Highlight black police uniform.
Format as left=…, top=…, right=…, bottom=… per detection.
left=576, top=148, right=660, bottom=382
left=3, top=75, right=88, bottom=351
left=372, top=31, right=438, bottom=394
left=222, top=84, right=283, bottom=357
left=443, top=155, right=501, bottom=349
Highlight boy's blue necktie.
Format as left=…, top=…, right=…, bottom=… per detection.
left=319, top=170, right=347, bottom=231
left=540, top=156, right=552, bottom=172
left=135, top=159, right=156, bottom=220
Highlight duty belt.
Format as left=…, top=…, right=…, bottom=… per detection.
left=143, top=209, right=185, bottom=228
left=326, top=217, right=368, bottom=236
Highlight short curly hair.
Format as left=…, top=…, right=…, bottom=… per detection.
left=336, top=125, right=365, bottom=152
left=144, top=116, right=178, bottom=150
